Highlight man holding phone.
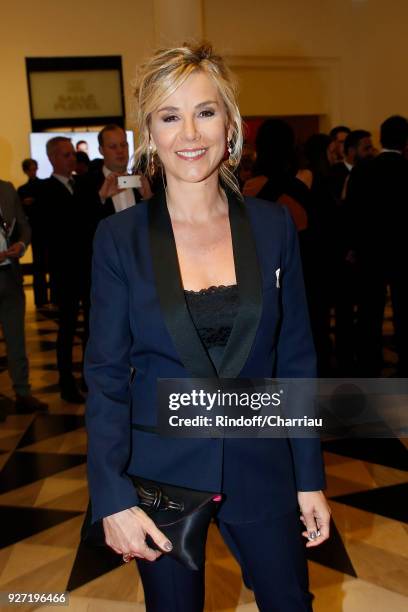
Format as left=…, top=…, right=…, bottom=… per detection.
left=82, top=124, right=152, bottom=222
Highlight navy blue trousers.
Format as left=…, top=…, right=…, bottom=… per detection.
left=136, top=509, right=313, bottom=612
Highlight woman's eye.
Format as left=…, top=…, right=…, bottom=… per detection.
left=199, top=109, right=215, bottom=118
left=163, top=115, right=178, bottom=122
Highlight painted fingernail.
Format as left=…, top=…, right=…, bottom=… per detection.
left=163, top=541, right=173, bottom=551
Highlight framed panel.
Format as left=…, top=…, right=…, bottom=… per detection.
left=26, top=56, right=125, bottom=131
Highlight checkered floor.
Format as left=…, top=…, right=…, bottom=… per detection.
left=0, top=284, right=407, bottom=611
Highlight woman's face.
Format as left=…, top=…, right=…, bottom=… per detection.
left=149, top=70, right=231, bottom=185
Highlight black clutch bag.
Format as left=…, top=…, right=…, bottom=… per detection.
left=81, top=476, right=222, bottom=571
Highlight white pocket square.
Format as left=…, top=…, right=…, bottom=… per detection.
left=275, top=268, right=280, bottom=288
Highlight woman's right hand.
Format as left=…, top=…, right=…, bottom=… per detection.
left=102, top=506, right=173, bottom=562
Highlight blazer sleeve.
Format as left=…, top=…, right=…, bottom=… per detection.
left=84, top=219, right=139, bottom=523
left=276, top=206, right=326, bottom=492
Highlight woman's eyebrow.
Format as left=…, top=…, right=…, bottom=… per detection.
left=157, top=100, right=219, bottom=113
left=195, top=100, right=219, bottom=108
left=157, top=105, right=179, bottom=113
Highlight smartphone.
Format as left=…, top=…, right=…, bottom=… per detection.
left=117, top=175, right=142, bottom=189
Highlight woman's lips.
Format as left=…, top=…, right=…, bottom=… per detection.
left=175, top=148, right=207, bottom=161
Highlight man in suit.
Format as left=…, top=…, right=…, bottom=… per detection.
left=329, top=125, right=351, bottom=164
left=39, top=136, right=92, bottom=403
left=76, top=140, right=89, bottom=154
left=0, top=179, right=48, bottom=416
left=17, top=158, right=48, bottom=307
left=330, top=130, right=374, bottom=201
left=79, top=124, right=152, bottom=229
left=329, top=131, right=374, bottom=374
left=347, top=115, right=408, bottom=376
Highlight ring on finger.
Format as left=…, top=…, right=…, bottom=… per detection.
left=123, top=553, right=134, bottom=563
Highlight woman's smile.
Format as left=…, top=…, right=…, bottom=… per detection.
left=175, top=148, right=208, bottom=161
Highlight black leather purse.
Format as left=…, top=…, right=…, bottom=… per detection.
left=81, top=476, right=222, bottom=571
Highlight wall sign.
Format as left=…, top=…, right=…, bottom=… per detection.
left=26, top=56, right=125, bottom=130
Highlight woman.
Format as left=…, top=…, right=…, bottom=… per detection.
left=243, top=118, right=309, bottom=232
left=85, top=43, right=331, bottom=612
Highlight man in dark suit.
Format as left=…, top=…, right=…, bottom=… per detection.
left=0, top=179, right=48, bottom=416
left=17, top=158, right=48, bottom=307
left=330, top=130, right=374, bottom=374
left=330, top=130, right=374, bottom=201
left=39, top=137, right=92, bottom=403
left=347, top=115, right=408, bottom=376
left=329, top=125, right=351, bottom=164
left=79, top=124, right=152, bottom=229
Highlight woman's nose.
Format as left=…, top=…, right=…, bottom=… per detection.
left=182, top=117, right=200, bottom=142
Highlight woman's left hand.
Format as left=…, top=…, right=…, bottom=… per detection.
left=297, top=490, right=331, bottom=547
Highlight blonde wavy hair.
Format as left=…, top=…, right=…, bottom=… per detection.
left=133, top=42, right=243, bottom=197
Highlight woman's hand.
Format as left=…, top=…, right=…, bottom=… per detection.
left=102, top=505, right=173, bottom=562
left=297, top=490, right=331, bottom=548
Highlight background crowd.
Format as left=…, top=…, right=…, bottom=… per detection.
left=1, top=115, right=407, bottom=418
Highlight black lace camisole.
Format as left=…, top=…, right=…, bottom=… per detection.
left=183, top=284, right=239, bottom=371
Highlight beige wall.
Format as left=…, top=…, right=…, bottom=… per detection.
left=205, top=0, right=408, bottom=143
left=0, top=0, right=154, bottom=185
left=1, top=0, right=408, bottom=185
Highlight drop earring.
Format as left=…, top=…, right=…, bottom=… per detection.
left=149, top=142, right=155, bottom=176
left=227, top=138, right=234, bottom=166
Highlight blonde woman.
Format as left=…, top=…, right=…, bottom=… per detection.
left=84, top=43, right=331, bottom=611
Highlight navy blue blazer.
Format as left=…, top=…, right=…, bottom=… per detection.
left=84, top=189, right=326, bottom=525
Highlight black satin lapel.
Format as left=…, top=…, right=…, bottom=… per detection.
left=148, top=190, right=217, bottom=377
left=218, top=192, right=263, bottom=378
